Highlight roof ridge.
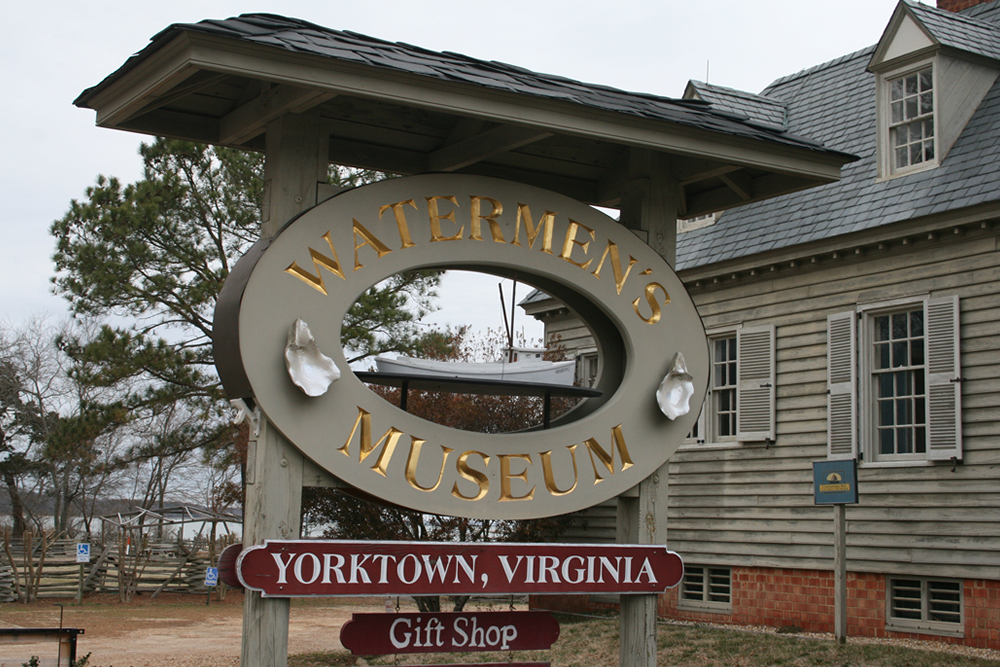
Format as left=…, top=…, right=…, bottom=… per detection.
left=765, top=45, right=877, bottom=91
left=688, top=80, right=785, bottom=104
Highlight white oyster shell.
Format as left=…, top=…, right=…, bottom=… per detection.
left=656, top=352, right=694, bottom=420
left=284, top=318, right=340, bottom=397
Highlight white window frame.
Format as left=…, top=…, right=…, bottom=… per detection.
left=877, top=58, right=939, bottom=180
left=827, top=296, right=962, bottom=465
left=886, top=576, right=964, bottom=638
left=677, top=565, right=733, bottom=614
left=684, top=324, right=775, bottom=447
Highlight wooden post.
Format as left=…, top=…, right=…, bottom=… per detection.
left=241, top=109, right=327, bottom=667
left=833, top=503, right=847, bottom=644
left=617, top=149, right=676, bottom=667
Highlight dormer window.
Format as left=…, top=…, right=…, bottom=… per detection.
left=889, top=67, right=935, bottom=171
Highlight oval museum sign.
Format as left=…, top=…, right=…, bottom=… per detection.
left=215, top=174, right=708, bottom=519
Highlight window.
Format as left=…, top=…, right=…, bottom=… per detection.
left=887, top=577, right=963, bottom=637
left=679, top=565, right=732, bottom=613
left=871, top=309, right=926, bottom=459
left=827, top=296, right=961, bottom=463
left=576, top=351, right=599, bottom=387
left=712, top=335, right=738, bottom=441
left=687, top=326, right=775, bottom=446
left=677, top=212, right=718, bottom=234
left=889, top=68, right=935, bottom=172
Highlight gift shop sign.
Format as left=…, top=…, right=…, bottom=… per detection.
left=340, top=611, right=559, bottom=654
left=215, top=174, right=708, bottom=519
left=236, top=540, right=683, bottom=597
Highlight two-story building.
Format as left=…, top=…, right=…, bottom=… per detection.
left=525, top=0, right=1000, bottom=649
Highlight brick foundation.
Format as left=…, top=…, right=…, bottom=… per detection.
left=530, top=568, right=1000, bottom=650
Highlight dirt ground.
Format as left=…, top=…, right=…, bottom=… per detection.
left=0, top=591, right=390, bottom=667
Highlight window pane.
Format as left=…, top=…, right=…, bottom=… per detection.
left=875, top=342, right=890, bottom=369
left=910, top=310, right=923, bottom=337
left=895, top=370, right=911, bottom=396
left=880, top=428, right=895, bottom=454
left=891, top=101, right=903, bottom=123
left=915, top=426, right=926, bottom=453
left=892, top=313, right=907, bottom=339
left=923, top=118, right=934, bottom=138
left=920, top=92, right=933, bottom=115
left=892, top=341, right=908, bottom=367
left=895, top=147, right=908, bottom=167
left=911, top=143, right=923, bottom=165
left=905, top=74, right=918, bottom=95
left=910, top=338, right=924, bottom=366
left=875, top=315, right=890, bottom=341
left=925, top=140, right=935, bottom=161
left=880, top=372, right=894, bottom=397
left=896, top=397, right=912, bottom=426
left=891, top=78, right=904, bottom=99
left=919, top=70, right=933, bottom=92
left=880, top=398, right=894, bottom=426
left=906, top=97, right=918, bottom=119
left=894, top=125, right=907, bottom=146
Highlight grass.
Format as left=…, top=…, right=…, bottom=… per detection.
left=288, top=614, right=1000, bottom=667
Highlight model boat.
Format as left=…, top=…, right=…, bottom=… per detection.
left=374, top=347, right=575, bottom=385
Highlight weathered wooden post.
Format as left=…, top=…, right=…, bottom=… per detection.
left=618, top=149, right=677, bottom=667
left=240, top=110, right=327, bottom=667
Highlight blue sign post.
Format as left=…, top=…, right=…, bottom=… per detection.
left=205, top=566, right=219, bottom=606
left=813, top=460, right=859, bottom=505
left=812, top=458, right=859, bottom=645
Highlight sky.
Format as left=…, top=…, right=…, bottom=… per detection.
left=1, top=0, right=902, bottom=344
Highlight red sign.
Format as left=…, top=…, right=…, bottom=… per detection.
left=340, top=611, right=559, bottom=654
left=237, top=540, right=683, bottom=597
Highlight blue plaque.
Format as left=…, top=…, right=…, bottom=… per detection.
left=204, top=567, right=219, bottom=587
left=813, top=459, right=858, bottom=505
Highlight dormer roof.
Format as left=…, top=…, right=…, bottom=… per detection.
left=683, top=81, right=787, bottom=130
left=869, top=0, right=1000, bottom=70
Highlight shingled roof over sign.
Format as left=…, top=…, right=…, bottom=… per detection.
left=76, top=13, right=847, bottom=160
left=676, top=0, right=1000, bottom=272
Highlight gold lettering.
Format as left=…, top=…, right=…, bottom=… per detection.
left=337, top=406, right=404, bottom=477
left=559, top=220, right=595, bottom=270
left=468, top=196, right=506, bottom=242
left=510, top=203, right=555, bottom=254
left=451, top=450, right=491, bottom=501
left=404, top=438, right=453, bottom=492
left=540, top=444, right=579, bottom=497
left=591, top=239, right=639, bottom=295
left=284, top=232, right=345, bottom=295
left=584, top=424, right=634, bottom=483
left=379, top=199, right=418, bottom=249
left=632, top=282, right=671, bottom=324
left=352, top=219, right=393, bottom=271
left=498, top=453, right=535, bottom=501
left=427, top=195, right=463, bottom=241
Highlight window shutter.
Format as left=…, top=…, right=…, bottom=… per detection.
left=925, top=296, right=962, bottom=461
left=736, top=325, right=775, bottom=442
left=827, top=311, right=857, bottom=460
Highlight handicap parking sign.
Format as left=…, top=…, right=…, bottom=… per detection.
left=204, top=567, right=219, bottom=587
left=76, top=543, right=90, bottom=564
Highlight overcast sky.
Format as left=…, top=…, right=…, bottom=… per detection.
left=1, top=0, right=902, bottom=342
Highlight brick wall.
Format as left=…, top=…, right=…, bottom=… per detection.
left=531, top=568, right=1000, bottom=650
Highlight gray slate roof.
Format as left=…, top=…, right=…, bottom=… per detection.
left=79, top=14, right=846, bottom=159
left=677, top=1, right=1000, bottom=271
left=685, top=81, right=787, bottom=130
left=904, top=0, right=1000, bottom=62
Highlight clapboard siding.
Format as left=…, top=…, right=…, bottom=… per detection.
left=663, top=226, right=1000, bottom=580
